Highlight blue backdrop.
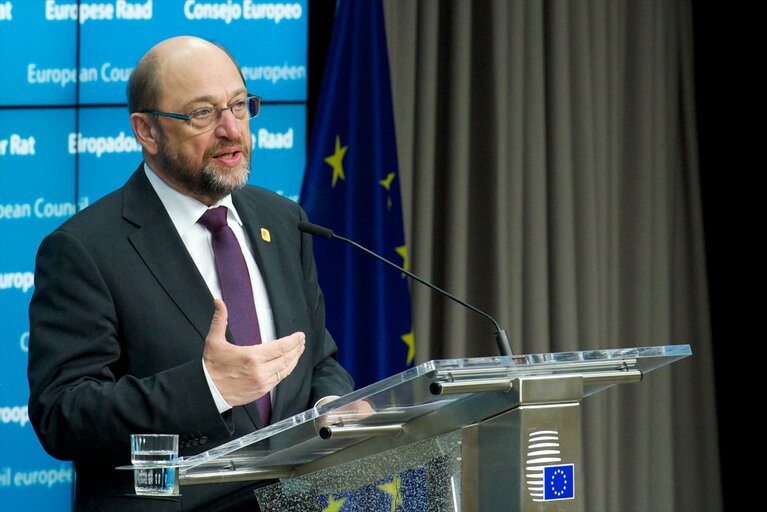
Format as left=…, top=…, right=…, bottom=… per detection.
left=0, top=1, right=308, bottom=510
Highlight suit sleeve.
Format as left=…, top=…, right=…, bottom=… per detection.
left=27, top=230, right=231, bottom=464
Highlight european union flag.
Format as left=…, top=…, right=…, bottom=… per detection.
left=543, top=464, right=575, bottom=501
left=317, top=469, right=428, bottom=512
left=300, top=0, right=414, bottom=388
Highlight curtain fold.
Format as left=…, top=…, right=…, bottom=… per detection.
left=384, top=0, right=720, bottom=510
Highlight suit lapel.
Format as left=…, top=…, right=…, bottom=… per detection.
left=122, top=167, right=215, bottom=342
left=232, top=192, right=301, bottom=423
left=231, top=192, right=294, bottom=340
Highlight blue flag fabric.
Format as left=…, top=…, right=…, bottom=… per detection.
left=300, top=0, right=414, bottom=388
left=316, top=469, right=429, bottom=512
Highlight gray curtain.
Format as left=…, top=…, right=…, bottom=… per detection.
left=383, top=0, right=721, bottom=510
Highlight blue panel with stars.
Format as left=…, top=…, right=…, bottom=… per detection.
left=316, top=468, right=428, bottom=511
left=543, top=464, right=575, bottom=501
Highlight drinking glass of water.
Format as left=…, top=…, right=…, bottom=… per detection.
left=130, top=434, right=179, bottom=496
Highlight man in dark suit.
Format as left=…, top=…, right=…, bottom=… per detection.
left=27, top=36, right=354, bottom=511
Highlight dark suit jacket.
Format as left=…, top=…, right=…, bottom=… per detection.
left=27, top=167, right=354, bottom=511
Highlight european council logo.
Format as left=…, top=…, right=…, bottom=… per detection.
left=543, top=464, right=575, bottom=500
left=525, top=430, right=576, bottom=502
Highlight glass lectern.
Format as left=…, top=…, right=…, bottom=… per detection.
left=127, top=345, right=691, bottom=511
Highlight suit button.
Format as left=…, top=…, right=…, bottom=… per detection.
left=199, top=436, right=208, bottom=445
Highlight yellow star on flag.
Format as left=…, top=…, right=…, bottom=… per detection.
left=379, top=172, right=396, bottom=210
left=395, top=245, right=409, bottom=273
left=379, top=172, right=396, bottom=190
left=324, top=135, right=348, bottom=188
left=377, top=476, right=403, bottom=512
left=322, top=495, right=347, bottom=512
left=401, top=331, right=415, bottom=365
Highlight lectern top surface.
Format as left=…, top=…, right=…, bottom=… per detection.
left=174, top=344, right=690, bottom=479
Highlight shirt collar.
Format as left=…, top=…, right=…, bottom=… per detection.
left=143, top=163, right=243, bottom=236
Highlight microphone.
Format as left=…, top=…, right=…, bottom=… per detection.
left=298, top=221, right=513, bottom=357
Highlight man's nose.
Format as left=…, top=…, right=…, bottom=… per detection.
left=214, top=108, right=243, bottom=139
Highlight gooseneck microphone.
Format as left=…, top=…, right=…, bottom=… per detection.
left=298, top=221, right=513, bottom=357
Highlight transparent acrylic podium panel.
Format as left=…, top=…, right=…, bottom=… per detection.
left=108, top=346, right=690, bottom=509
left=253, top=430, right=463, bottom=511
left=173, top=345, right=690, bottom=500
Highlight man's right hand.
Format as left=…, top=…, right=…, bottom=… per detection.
left=202, top=299, right=305, bottom=406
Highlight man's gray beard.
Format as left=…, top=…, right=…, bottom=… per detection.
left=154, top=130, right=251, bottom=201
left=200, top=160, right=250, bottom=199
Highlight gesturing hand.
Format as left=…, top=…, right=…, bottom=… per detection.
left=202, top=299, right=305, bottom=406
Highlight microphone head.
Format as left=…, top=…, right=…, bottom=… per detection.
left=297, top=221, right=335, bottom=239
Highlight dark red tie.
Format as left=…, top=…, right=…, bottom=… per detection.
left=198, top=206, right=271, bottom=425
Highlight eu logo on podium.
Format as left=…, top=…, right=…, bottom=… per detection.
left=543, top=464, right=575, bottom=501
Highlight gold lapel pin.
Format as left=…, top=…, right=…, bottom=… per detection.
left=260, top=228, right=271, bottom=242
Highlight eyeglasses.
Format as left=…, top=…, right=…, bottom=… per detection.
left=144, top=95, right=261, bottom=130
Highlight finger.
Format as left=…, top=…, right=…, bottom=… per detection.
left=273, top=339, right=306, bottom=381
left=206, top=299, right=229, bottom=343
left=256, top=332, right=305, bottom=362
left=283, top=341, right=305, bottom=373
left=255, top=336, right=305, bottom=383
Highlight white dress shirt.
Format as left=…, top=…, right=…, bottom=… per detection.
left=144, top=165, right=276, bottom=414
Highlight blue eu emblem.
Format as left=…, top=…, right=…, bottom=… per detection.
left=543, top=464, right=575, bottom=501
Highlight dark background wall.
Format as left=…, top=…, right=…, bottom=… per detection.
left=694, top=3, right=747, bottom=509
left=310, top=1, right=736, bottom=508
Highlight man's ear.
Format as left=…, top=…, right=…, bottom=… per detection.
left=130, top=113, right=160, bottom=155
